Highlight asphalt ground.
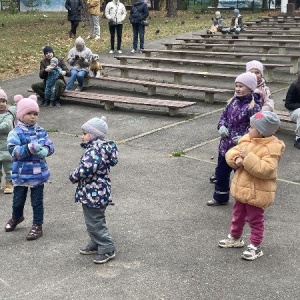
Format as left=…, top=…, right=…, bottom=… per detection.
left=1, top=30, right=300, bottom=300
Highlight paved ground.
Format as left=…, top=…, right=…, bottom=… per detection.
left=1, top=31, right=300, bottom=300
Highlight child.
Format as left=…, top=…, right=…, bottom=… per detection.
left=207, top=72, right=262, bottom=205
left=208, top=11, right=225, bottom=34
left=4, top=96, right=55, bottom=240
left=69, top=116, right=118, bottom=264
left=44, top=57, right=67, bottom=107
left=0, top=88, right=16, bottom=194
left=225, top=8, right=244, bottom=38
left=218, top=111, right=285, bottom=260
left=246, top=60, right=274, bottom=112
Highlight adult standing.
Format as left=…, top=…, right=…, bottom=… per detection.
left=86, top=0, right=101, bottom=40
left=66, top=36, right=92, bottom=91
left=129, top=0, right=149, bottom=53
left=65, top=0, right=83, bottom=39
left=105, top=0, right=127, bottom=54
left=31, top=46, right=69, bottom=107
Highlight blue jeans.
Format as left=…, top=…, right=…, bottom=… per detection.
left=132, top=23, right=145, bottom=50
left=12, top=185, right=44, bottom=225
left=66, top=69, right=88, bottom=90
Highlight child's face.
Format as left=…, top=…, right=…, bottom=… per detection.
left=50, top=61, right=57, bottom=67
left=235, top=83, right=252, bottom=97
left=0, top=99, right=7, bottom=110
left=22, top=112, right=38, bottom=126
left=249, top=68, right=262, bottom=81
left=248, top=123, right=262, bottom=139
left=81, top=131, right=92, bottom=143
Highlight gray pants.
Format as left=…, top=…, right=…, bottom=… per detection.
left=289, top=108, right=300, bottom=138
left=82, top=204, right=115, bottom=254
left=88, top=14, right=100, bottom=37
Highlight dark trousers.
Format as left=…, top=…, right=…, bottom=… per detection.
left=132, top=23, right=145, bottom=50
left=109, top=23, right=123, bottom=51
left=213, top=152, right=233, bottom=203
left=70, top=20, right=80, bottom=35
left=12, top=185, right=44, bottom=225
left=31, top=79, right=66, bottom=101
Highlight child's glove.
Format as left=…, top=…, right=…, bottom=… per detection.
left=218, top=126, right=229, bottom=138
left=37, top=147, right=48, bottom=158
left=232, top=135, right=242, bottom=145
left=61, top=71, right=66, bottom=76
left=28, top=142, right=42, bottom=154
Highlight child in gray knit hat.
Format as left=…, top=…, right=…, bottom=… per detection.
left=218, top=111, right=285, bottom=260
left=69, top=116, right=118, bottom=264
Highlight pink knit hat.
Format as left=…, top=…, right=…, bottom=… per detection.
left=17, top=97, right=39, bottom=121
left=0, top=89, right=8, bottom=101
left=235, top=72, right=257, bottom=92
left=246, top=60, right=264, bottom=76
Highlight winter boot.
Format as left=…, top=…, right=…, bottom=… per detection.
left=26, top=224, right=43, bottom=241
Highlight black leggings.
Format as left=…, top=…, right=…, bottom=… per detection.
left=109, top=24, right=123, bottom=51
left=70, top=20, right=80, bottom=35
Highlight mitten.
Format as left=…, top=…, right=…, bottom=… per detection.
left=37, top=147, right=48, bottom=158
left=28, top=142, right=42, bottom=154
left=232, top=135, right=242, bottom=145
left=218, top=125, right=229, bottom=138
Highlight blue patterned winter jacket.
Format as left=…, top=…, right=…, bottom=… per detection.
left=69, top=139, right=118, bottom=209
left=7, top=121, right=55, bottom=186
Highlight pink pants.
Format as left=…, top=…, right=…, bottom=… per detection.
left=230, top=200, right=264, bottom=246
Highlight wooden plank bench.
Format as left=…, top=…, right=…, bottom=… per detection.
left=244, top=22, right=300, bottom=28
left=114, top=55, right=292, bottom=82
left=275, top=110, right=293, bottom=124
left=28, top=89, right=197, bottom=117
left=101, top=63, right=237, bottom=84
left=86, top=75, right=232, bottom=103
left=140, top=48, right=300, bottom=75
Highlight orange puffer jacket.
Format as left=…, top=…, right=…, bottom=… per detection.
left=225, top=134, right=285, bottom=209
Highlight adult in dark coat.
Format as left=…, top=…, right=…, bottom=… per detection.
left=65, top=0, right=83, bottom=38
left=285, top=75, right=300, bottom=149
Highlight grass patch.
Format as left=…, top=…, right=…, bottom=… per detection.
left=171, top=149, right=186, bottom=157
left=0, top=10, right=271, bottom=80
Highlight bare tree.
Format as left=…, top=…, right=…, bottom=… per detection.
left=166, top=0, right=177, bottom=17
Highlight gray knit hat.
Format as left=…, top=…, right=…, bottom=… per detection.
left=75, top=36, right=85, bottom=46
left=235, top=72, right=257, bottom=92
left=233, top=8, right=239, bottom=15
left=250, top=111, right=281, bottom=137
left=50, top=57, right=58, bottom=65
left=81, top=116, right=108, bottom=139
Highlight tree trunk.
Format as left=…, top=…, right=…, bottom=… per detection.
left=210, top=0, right=218, bottom=8
left=166, top=0, right=177, bottom=17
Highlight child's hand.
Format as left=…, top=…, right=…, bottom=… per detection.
left=218, top=126, right=229, bottom=138
left=239, top=149, right=246, bottom=159
left=28, top=142, right=42, bottom=154
left=37, top=147, right=48, bottom=158
left=61, top=71, right=66, bottom=76
left=235, top=157, right=244, bottom=167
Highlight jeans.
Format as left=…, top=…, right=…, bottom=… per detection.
left=82, top=204, right=115, bottom=254
left=109, top=23, right=123, bottom=51
left=88, top=14, right=100, bottom=37
left=132, top=23, right=145, bottom=50
left=66, top=69, right=88, bottom=90
left=31, top=79, right=66, bottom=100
left=12, top=185, right=44, bottom=225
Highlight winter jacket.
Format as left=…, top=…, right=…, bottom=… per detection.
left=255, top=78, right=274, bottom=112
left=230, top=15, right=244, bottom=30
left=87, top=0, right=100, bottom=15
left=105, top=0, right=127, bottom=24
left=69, top=139, right=118, bottom=209
left=0, top=106, right=16, bottom=162
left=211, top=16, right=224, bottom=29
left=285, top=79, right=300, bottom=111
left=7, top=121, right=55, bottom=187
left=39, top=56, right=68, bottom=83
left=218, top=93, right=262, bottom=156
left=67, top=45, right=92, bottom=72
left=65, top=0, right=83, bottom=21
left=129, top=0, right=149, bottom=24
left=225, top=134, right=285, bottom=208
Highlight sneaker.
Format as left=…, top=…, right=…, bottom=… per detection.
left=26, top=224, right=43, bottom=241
left=86, top=35, right=92, bottom=39
left=294, top=139, right=300, bottom=149
left=4, top=182, right=13, bottom=194
left=218, top=234, right=245, bottom=248
left=5, top=216, right=25, bottom=232
left=93, top=251, right=116, bottom=264
left=209, top=174, right=217, bottom=183
left=116, top=50, right=122, bottom=54
left=75, top=86, right=83, bottom=92
left=79, top=245, right=97, bottom=255
left=94, top=36, right=100, bottom=40
left=206, top=199, right=228, bottom=206
left=130, top=49, right=136, bottom=53
left=56, top=101, right=61, bottom=108
left=241, top=244, right=263, bottom=260
left=109, top=50, right=114, bottom=54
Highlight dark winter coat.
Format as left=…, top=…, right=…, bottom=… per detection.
left=65, top=0, right=83, bottom=21
left=285, top=79, right=300, bottom=111
left=129, top=0, right=148, bottom=24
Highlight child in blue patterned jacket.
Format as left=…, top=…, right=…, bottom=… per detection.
left=4, top=96, right=55, bottom=240
left=69, top=116, right=118, bottom=264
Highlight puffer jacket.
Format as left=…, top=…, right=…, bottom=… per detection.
left=105, top=0, right=127, bottom=24
left=255, top=78, right=274, bottom=112
left=285, top=79, right=300, bottom=111
left=129, top=0, right=149, bottom=24
left=87, top=0, right=100, bottom=15
left=65, top=0, right=82, bottom=21
left=7, top=120, right=55, bottom=187
left=225, top=134, right=285, bottom=209
left=69, top=139, right=118, bottom=209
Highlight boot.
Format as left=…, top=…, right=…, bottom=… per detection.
left=4, top=181, right=13, bottom=194
left=26, top=224, right=43, bottom=241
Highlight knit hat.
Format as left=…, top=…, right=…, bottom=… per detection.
left=81, top=116, right=108, bottom=139
left=246, top=60, right=264, bottom=76
left=0, top=89, right=8, bottom=101
left=43, top=45, right=54, bottom=55
left=50, top=57, right=58, bottom=65
left=235, top=72, right=257, bottom=92
left=250, top=111, right=281, bottom=137
left=14, top=94, right=23, bottom=104
left=215, top=11, right=221, bottom=17
left=75, top=36, right=85, bottom=46
left=233, top=8, right=239, bottom=15
left=17, top=97, right=39, bottom=121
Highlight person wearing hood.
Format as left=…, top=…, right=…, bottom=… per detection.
left=129, top=0, right=149, bottom=53
left=66, top=36, right=93, bottom=91
left=105, top=0, right=127, bottom=54
left=225, top=8, right=244, bottom=37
